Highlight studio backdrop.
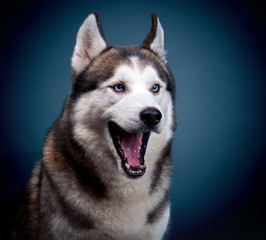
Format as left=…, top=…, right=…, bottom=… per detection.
left=0, top=0, right=265, bottom=239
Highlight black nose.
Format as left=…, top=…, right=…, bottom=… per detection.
left=140, top=107, right=162, bottom=128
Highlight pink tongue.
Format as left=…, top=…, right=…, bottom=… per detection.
left=121, top=132, right=143, bottom=167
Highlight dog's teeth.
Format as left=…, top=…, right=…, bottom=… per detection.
left=139, top=164, right=146, bottom=169
left=125, top=163, right=130, bottom=169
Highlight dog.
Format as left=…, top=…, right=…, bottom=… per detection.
left=16, top=12, right=176, bottom=240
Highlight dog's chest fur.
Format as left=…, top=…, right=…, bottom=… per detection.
left=50, top=180, right=167, bottom=239
left=33, top=136, right=171, bottom=240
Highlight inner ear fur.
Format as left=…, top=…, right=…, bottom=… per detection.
left=71, top=12, right=108, bottom=73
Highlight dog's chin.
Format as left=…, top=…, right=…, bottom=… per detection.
left=108, top=121, right=150, bottom=178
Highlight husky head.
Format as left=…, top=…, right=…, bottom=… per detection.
left=70, top=12, right=175, bottom=178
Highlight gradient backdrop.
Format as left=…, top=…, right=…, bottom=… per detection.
left=0, top=0, right=265, bottom=239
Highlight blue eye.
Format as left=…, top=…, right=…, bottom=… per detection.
left=152, top=84, right=160, bottom=93
left=113, top=84, right=124, bottom=92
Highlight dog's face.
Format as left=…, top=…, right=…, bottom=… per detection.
left=70, top=13, right=175, bottom=178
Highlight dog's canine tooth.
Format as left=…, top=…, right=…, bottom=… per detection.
left=125, top=163, right=130, bottom=169
left=140, top=164, right=146, bottom=169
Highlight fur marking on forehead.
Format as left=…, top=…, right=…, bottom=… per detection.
left=112, top=56, right=162, bottom=85
left=129, top=56, right=149, bottom=73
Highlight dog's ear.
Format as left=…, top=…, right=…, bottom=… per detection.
left=71, top=12, right=107, bottom=72
left=142, top=13, right=165, bottom=61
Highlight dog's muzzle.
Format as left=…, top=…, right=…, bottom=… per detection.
left=108, top=107, right=162, bottom=178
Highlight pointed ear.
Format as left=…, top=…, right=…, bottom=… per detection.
left=141, top=13, right=165, bottom=60
left=71, top=12, right=107, bottom=73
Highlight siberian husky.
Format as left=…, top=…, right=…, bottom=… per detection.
left=16, top=12, right=176, bottom=240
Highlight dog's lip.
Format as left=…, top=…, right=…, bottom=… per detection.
left=108, top=121, right=150, bottom=178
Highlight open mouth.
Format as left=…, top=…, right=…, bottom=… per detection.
left=108, top=121, right=150, bottom=178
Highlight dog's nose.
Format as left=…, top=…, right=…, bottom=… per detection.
left=140, top=107, right=162, bottom=127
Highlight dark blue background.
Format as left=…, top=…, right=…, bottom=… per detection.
left=1, top=0, right=265, bottom=239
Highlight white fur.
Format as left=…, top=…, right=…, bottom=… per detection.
left=71, top=13, right=107, bottom=72
left=72, top=55, right=174, bottom=172
left=70, top=56, right=173, bottom=240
